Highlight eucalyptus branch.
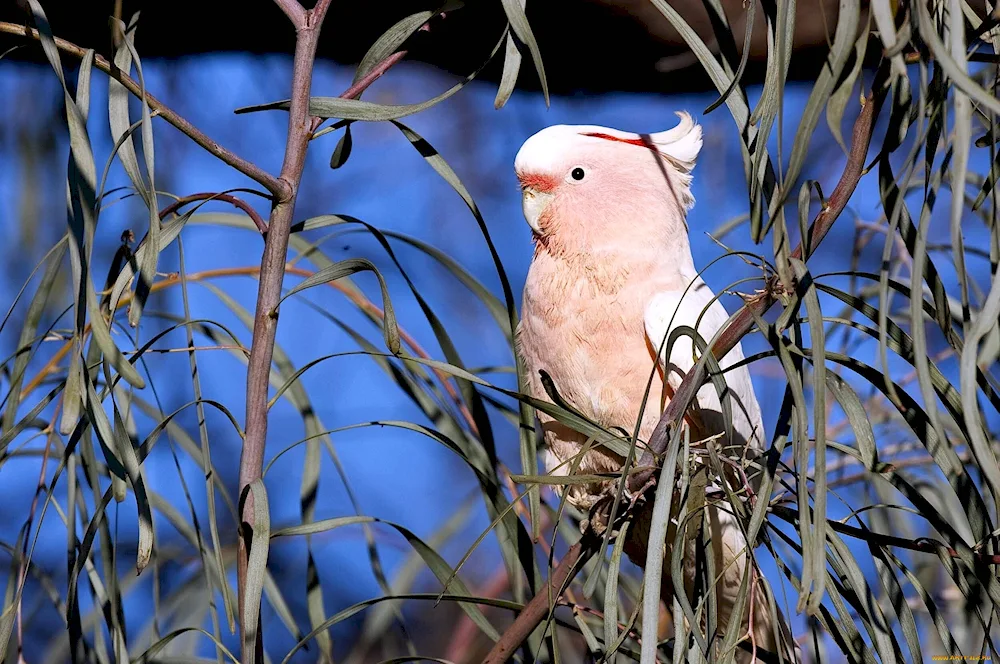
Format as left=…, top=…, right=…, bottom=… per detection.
left=482, top=74, right=889, bottom=664
left=272, top=0, right=306, bottom=26
left=234, top=1, right=342, bottom=660
left=0, top=21, right=289, bottom=198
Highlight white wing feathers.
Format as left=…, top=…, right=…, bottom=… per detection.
left=643, top=278, right=765, bottom=457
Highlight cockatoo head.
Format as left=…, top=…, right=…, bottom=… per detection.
left=514, top=112, right=702, bottom=254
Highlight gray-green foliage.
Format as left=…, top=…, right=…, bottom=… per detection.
left=2, top=0, right=1000, bottom=661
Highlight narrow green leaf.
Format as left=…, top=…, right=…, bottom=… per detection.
left=329, top=124, right=353, bottom=169
left=109, top=14, right=160, bottom=329
left=59, top=340, right=85, bottom=435
left=354, top=10, right=433, bottom=83
left=871, top=0, right=908, bottom=79
left=26, top=0, right=144, bottom=389
left=262, top=571, right=307, bottom=648
left=494, top=24, right=522, bottom=110
left=272, top=516, right=500, bottom=643
left=639, top=423, right=686, bottom=662
left=603, top=521, right=629, bottom=660
left=236, top=33, right=504, bottom=120
left=85, top=377, right=154, bottom=571
left=281, top=593, right=523, bottom=664
left=647, top=0, right=775, bottom=236
left=783, top=0, right=861, bottom=201
left=915, top=0, right=1000, bottom=115
left=703, top=0, right=755, bottom=115
left=826, top=16, right=871, bottom=152
left=509, top=473, right=628, bottom=485
left=391, top=120, right=543, bottom=555
left=2, top=222, right=67, bottom=437
left=277, top=257, right=400, bottom=353
left=347, top=498, right=474, bottom=661
left=823, top=372, right=877, bottom=469
left=791, top=258, right=827, bottom=614
left=177, top=237, right=236, bottom=634
left=499, top=0, right=548, bottom=105
left=107, top=208, right=192, bottom=315
left=373, top=230, right=511, bottom=341
left=131, top=627, right=240, bottom=664
left=573, top=609, right=602, bottom=655
left=240, top=480, right=270, bottom=662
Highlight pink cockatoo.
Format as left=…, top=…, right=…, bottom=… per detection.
left=514, top=113, right=797, bottom=662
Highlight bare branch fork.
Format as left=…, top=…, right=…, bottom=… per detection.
left=482, top=81, right=889, bottom=664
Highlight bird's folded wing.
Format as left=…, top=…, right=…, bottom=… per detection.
left=642, top=281, right=765, bottom=456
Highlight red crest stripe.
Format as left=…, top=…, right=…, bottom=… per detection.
left=581, top=132, right=650, bottom=148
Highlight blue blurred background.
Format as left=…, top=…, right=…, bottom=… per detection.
left=1, top=50, right=994, bottom=662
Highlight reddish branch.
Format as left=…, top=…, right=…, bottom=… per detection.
left=336, top=13, right=438, bottom=104
left=157, top=191, right=268, bottom=233
left=309, top=50, right=408, bottom=134
left=308, top=14, right=436, bottom=133
left=340, top=50, right=409, bottom=101
left=482, top=82, right=888, bottom=664
left=237, top=3, right=332, bottom=662
left=446, top=563, right=514, bottom=661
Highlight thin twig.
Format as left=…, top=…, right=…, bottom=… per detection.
left=446, top=564, right=514, bottom=662
left=158, top=192, right=268, bottom=234
left=309, top=19, right=423, bottom=134
left=631, top=85, right=886, bottom=492
left=445, top=477, right=553, bottom=660
left=769, top=505, right=1000, bottom=565
left=0, top=22, right=288, bottom=198
left=16, top=187, right=270, bottom=401
left=339, top=50, right=409, bottom=101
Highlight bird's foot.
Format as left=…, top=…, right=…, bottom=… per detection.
left=627, top=477, right=656, bottom=513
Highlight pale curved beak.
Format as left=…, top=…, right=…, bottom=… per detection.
left=521, top=187, right=553, bottom=236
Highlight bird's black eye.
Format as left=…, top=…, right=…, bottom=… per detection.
left=571, top=167, right=586, bottom=181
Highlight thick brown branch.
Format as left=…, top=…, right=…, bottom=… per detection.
left=0, top=21, right=288, bottom=199
left=237, top=1, right=333, bottom=661
left=482, top=532, right=599, bottom=664
left=482, top=81, right=888, bottom=664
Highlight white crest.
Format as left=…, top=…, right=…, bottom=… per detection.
left=649, top=111, right=703, bottom=173
left=648, top=112, right=702, bottom=211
